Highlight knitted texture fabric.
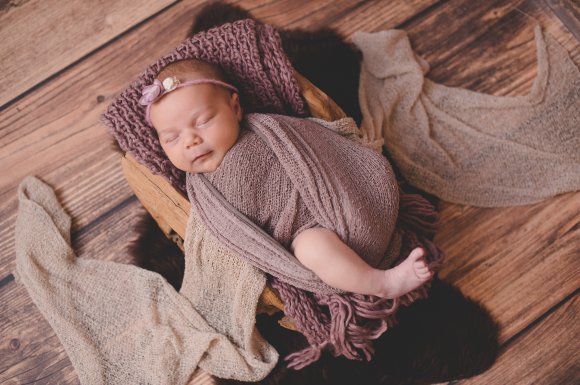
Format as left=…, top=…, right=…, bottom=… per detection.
left=204, top=127, right=321, bottom=252
left=13, top=176, right=278, bottom=384
left=191, top=113, right=403, bottom=293
left=101, top=19, right=306, bottom=193
left=187, top=113, right=443, bottom=368
left=353, top=25, right=580, bottom=207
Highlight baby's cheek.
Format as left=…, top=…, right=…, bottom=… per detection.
left=163, top=147, right=181, bottom=167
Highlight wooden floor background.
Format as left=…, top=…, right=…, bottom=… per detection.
left=1, top=0, right=579, bottom=384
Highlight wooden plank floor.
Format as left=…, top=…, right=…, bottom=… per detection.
left=1, top=0, right=578, bottom=384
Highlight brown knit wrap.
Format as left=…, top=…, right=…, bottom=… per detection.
left=187, top=113, right=444, bottom=368
left=191, top=113, right=401, bottom=293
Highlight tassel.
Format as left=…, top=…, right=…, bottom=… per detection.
left=284, top=342, right=328, bottom=370
left=398, top=189, right=440, bottom=236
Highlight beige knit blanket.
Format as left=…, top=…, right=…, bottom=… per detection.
left=13, top=176, right=278, bottom=384
left=353, top=25, right=580, bottom=207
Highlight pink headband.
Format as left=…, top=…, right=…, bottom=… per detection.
left=138, top=76, right=239, bottom=126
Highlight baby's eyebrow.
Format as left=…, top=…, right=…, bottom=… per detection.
left=158, top=127, right=177, bottom=134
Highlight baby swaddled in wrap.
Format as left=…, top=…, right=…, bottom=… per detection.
left=190, top=113, right=406, bottom=293
left=140, top=57, right=442, bottom=367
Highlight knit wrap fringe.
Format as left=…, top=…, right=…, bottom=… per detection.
left=271, top=185, right=443, bottom=369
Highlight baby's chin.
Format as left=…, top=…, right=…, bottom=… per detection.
left=184, top=166, right=217, bottom=174
left=180, top=158, right=221, bottom=174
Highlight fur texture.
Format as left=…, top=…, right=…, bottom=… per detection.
left=216, top=278, right=499, bottom=385
left=127, top=212, right=184, bottom=291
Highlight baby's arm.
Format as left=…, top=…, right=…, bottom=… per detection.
left=290, top=227, right=432, bottom=298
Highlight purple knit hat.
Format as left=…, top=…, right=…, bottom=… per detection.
left=101, top=19, right=306, bottom=193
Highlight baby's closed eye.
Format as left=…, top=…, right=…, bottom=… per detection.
left=196, top=114, right=215, bottom=127
left=163, top=134, right=179, bottom=143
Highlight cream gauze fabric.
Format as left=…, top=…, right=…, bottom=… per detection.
left=13, top=176, right=278, bottom=384
left=353, top=25, right=580, bottom=207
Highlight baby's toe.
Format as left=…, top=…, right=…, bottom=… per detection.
left=414, top=258, right=428, bottom=269
left=417, top=269, right=433, bottom=280
left=415, top=264, right=429, bottom=273
left=410, top=247, right=425, bottom=261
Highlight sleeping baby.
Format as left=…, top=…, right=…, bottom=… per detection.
left=139, top=58, right=432, bottom=299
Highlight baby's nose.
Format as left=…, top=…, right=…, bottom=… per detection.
left=185, top=132, right=201, bottom=148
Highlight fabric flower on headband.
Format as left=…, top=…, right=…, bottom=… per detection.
left=138, top=77, right=179, bottom=106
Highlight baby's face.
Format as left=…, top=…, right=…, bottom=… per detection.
left=149, top=83, right=242, bottom=173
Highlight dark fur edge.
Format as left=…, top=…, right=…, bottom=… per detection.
left=126, top=212, right=185, bottom=291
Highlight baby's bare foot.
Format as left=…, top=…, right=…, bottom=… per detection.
left=378, top=247, right=432, bottom=299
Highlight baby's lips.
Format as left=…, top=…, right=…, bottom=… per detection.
left=193, top=151, right=211, bottom=162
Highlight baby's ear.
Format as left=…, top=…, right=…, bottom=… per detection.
left=231, top=92, right=242, bottom=121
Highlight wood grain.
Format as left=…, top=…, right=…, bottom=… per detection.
left=437, top=191, right=580, bottom=343
left=240, top=0, right=440, bottom=35
left=122, top=154, right=190, bottom=239
left=0, top=0, right=177, bottom=107
left=0, top=279, right=79, bottom=385
left=545, top=0, right=580, bottom=41
left=0, top=149, right=136, bottom=278
left=402, top=0, right=579, bottom=95
left=1, top=0, right=579, bottom=384
left=460, top=294, right=580, bottom=384
left=294, top=71, right=347, bottom=120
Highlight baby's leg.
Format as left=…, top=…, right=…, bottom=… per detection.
left=291, top=227, right=432, bottom=298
